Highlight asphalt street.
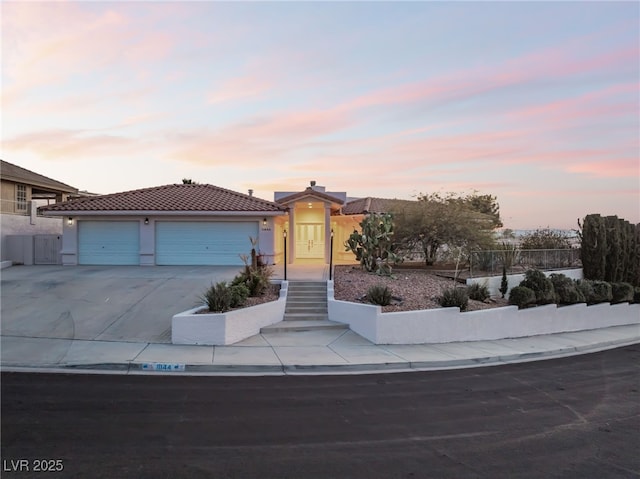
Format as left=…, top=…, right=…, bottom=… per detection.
left=2, top=346, right=639, bottom=479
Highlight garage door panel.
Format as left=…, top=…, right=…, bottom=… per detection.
left=155, top=222, right=257, bottom=265
left=78, top=221, right=140, bottom=265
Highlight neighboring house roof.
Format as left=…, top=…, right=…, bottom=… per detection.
left=0, top=159, right=78, bottom=193
left=39, top=184, right=287, bottom=214
left=342, top=197, right=415, bottom=215
left=275, top=187, right=345, bottom=206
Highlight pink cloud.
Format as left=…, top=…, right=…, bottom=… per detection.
left=506, top=82, right=639, bottom=126
left=2, top=3, right=176, bottom=106
left=166, top=106, right=354, bottom=166
left=565, top=159, right=639, bottom=178
left=327, top=34, right=638, bottom=120
left=207, top=75, right=274, bottom=104
left=1, top=129, right=149, bottom=160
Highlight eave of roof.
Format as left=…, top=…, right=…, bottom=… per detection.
left=0, top=159, right=78, bottom=193
left=342, top=197, right=415, bottom=215
left=275, top=187, right=345, bottom=206
left=38, top=183, right=288, bottom=214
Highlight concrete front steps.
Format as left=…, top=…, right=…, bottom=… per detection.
left=261, top=281, right=347, bottom=334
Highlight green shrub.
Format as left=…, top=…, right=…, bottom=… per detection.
left=576, top=279, right=595, bottom=304
left=548, top=273, right=585, bottom=305
left=438, top=287, right=469, bottom=311
left=520, top=269, right=555, bottom=305
left=366, top=285, right=392, bottom=306
left=508, top=286, right=536, bottom=309
left=576, top=279, right=613, bottom=304
left=633, top=287, right=640, bottom=304
left=467, top=282, right=490, bottom=302
left=591, top=280, right=613, bottom=304
left=232, top=264, right=273, bottom=297
left=611, top=282, right=634, bottom=304
left=201, top=282, right=232, bottom=312
left=229, top=283, right=250, bottom=308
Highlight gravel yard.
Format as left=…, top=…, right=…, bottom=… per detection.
left=333, top=265, right=509, bottom=312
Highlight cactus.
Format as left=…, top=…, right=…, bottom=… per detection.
left=345, top=213, right=401, bottom=275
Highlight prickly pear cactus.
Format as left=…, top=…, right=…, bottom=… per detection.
left=344, top=213, right=401, bottom=275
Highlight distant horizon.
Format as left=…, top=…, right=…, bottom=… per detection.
left=2, top=2, right=638, bottom=230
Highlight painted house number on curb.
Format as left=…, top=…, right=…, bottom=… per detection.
left=141, top=363, right=186, bottom=372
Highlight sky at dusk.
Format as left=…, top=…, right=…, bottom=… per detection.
left=2, top=1, right=638, bottom=230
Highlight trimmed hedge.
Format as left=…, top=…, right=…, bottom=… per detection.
left=520, top=269, right=555, bottom=305
left=576, top=279, right=612, bottom=304
left=508, top=286, right=536, bottom=309
left=548, top=273, right=585, bottom=305
left=611, top=282, right=634, bottom=304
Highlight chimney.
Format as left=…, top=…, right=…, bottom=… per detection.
left=310, top=180, right=316, bottom=187
left=248, top=189, right=253, bottom=197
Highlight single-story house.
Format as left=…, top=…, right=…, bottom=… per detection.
left=39, top=180, right=401, bottom=266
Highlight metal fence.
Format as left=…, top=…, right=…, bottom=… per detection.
left=469, top=248, right=582, bottom=277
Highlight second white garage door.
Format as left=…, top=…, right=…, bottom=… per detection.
left=155, top=221, right=258, bottom=265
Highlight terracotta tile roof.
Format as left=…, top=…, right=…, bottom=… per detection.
left=1, top=159, right=77, bottom=193
left=39, top=184, right=287, bottom=213
left=342, top=197, right=416, bottom=215
left=276, top=187, right=345, bottom=205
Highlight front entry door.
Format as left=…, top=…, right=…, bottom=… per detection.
left=295, top=222, right=324, bottom=259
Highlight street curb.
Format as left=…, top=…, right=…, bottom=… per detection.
left=2, top=339, right=638, bottom=376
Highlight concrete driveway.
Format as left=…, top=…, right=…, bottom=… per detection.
left=1, top=265, right=241, bottom=343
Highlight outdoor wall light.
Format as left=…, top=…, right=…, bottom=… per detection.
left=262, top=218, right=267, bottom=227
left=67, top=217, right=73, bottom=226
left=144, top=218, right=149, bottom=225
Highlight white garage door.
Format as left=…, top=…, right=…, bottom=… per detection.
left=78, top=221, right=140, bottom=265
left=155, top=221, right=258, bottom=265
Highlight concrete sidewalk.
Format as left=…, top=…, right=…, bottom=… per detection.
left=2, top=324, right=638, bottom=376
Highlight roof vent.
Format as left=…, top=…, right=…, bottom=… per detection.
left=248, top=189, right=253, bottom=197
left=310, top=180, right=316, bottom=187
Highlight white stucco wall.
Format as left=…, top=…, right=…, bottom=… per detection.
left=466, top=268, right=584, bottom=298
left=172, top=281, right=288, bottom=345
left=1, top=213, right=63, bottom=261
left=328, top=281, right=639, bottom=345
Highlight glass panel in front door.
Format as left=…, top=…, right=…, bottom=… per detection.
left=295, top=223, right=324, bottom=258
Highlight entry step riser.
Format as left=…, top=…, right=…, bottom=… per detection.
left=287, top=290, right=327, bottom=298
left=287, top=290, right=327, bottom=295
left=284, top=315, right=329, bottom=321
left=285, top=308, right=328, bottom=314
left=261, top=319, right=348, bottom=333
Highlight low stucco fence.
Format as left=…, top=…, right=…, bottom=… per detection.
left=172, top=281, right=288, bottom=345
left=327, top=281, right=639, bottom=345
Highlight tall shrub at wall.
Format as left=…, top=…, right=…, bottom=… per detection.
left=624, top=221, right=640, bottom=286
left=604, top=215, right=622, bottom=283
left=617, top=218, right=630, bottom=285
left=634, top=224, right=640, bottom=286
left=580, top=214, right=607, bottom=281
left=580, top=214, right=640, bottom=287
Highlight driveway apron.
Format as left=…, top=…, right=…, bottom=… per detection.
left=0, top=266, right=240, bottom=343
